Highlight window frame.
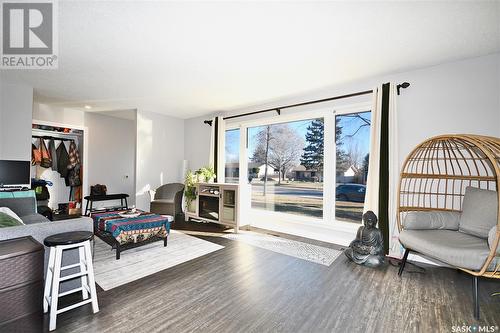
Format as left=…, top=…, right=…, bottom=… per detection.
left=224, top=101, right=371, bottom=229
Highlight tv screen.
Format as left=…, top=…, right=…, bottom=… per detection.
left=0, top=160, right=31, bottom=186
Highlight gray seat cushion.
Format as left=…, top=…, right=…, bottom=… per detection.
left=399, top=229, right=493, bottom=271
left=403, top=211, right=461, bottom=230
left=459, top=187, right=498, bottom=239
left=152, top=199, right=174, bottom=204
left=20, top=213, right=50, bottom=225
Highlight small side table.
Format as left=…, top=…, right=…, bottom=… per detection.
left=84, top=193, right=129, bottom=216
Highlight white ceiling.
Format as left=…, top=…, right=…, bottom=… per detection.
left=1, top=1, right=499, bottom=119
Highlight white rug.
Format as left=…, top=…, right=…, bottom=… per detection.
left=221, top=231, right=342, bottom=266
left=93, top=230, right=224, bottom=290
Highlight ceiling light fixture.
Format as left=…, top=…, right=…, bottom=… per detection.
left=84, top=105, right=92, bottom=110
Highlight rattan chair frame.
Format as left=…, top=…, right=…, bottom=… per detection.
left=397, top=134, right=500, bottom=279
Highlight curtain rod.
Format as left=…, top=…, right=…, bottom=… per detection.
left=203, top=82, right=410, bottom=126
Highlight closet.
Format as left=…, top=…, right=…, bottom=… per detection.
left=31, top=123, right=84, bottom=220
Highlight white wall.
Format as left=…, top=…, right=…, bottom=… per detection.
left=136, top=110, right=185, bottom=210
left=184, top=115, right=214, bottom=171
left=184, top=53, right=500, bottom=173
left=33, top=103, right=85, bottom=126
left=84, top=112, right=137, bottom=207
left=0, top=83, right=33, bottom=161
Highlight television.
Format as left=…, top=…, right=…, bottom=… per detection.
left=0, top=160, right=31, bottom=186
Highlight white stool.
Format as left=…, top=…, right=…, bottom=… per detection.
left=43, top=231, right=99, bottom=331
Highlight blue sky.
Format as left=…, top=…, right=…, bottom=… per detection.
left=225, top=111, right=371, bottom=164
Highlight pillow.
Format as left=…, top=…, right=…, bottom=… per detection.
left=459, top=187, right=498, bottom=239
left=0, top=207, right=24, bottom=223
left=403, top=211, right=461, bottom=230
left=488, top=225, right=500, bottom=255
left=0, top=212, right=24, bottom=228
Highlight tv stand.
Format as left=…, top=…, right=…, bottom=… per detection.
left=185, top=183, right=245, bottom=233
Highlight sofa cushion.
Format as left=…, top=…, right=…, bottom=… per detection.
left=399, top=229, right=493, bottom=271
left=20, top=213, right=50, bottom=225
left=403, top=211, right=460, bottom=230
left=459, top=187, right=498, bottom=239
left=0, top=212, right=24, bottom=228
left=0, top=197, right=37, bottom=217
left=488, top=225, right=499, bottom=255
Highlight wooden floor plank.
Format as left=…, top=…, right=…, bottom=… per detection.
left=3, top=221, right=500, bottom=333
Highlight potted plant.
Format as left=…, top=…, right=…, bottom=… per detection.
left=197, top=165, right=216, bottom=183
left=184, top=170, right=197, bottom=213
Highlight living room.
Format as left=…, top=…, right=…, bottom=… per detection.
left=0, top=1, right=499, bottom=332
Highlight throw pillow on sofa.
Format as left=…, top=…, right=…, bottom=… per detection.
left=459, top=187, right=498, bottom=239
left=0, top=212, right=24, bottom=228
left=0, top=207, right=24, bottom=223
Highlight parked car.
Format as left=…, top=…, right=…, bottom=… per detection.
left=336, top=184, right=366, bottom=202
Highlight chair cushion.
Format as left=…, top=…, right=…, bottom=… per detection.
left=403, top=211, right=460, bottom=230
left=399, top=229, right=493, bottom=271
left=488, top=225, right=500, bottom=255
left=459, top=187, right=498, bottom=239
left=152, top=199, right=174, bottom=205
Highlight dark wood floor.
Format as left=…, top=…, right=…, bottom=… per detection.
left=4, top=220, right=500, bottom=333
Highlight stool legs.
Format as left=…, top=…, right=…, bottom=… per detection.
left=43, top=247, right=55, bottom=313
left=79, top=246, right=89, bottom=300
left=44, top=240, right=99, bottom=331
left=49, top=247, right=63, bottom=331
left=84, top=241, right=99, bottom=313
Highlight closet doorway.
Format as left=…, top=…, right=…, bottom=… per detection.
left=31, top=121, right=88, bottom=221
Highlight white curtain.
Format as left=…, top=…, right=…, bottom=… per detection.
left=363, top=83, right=399, bottom=255
left=209, top=116, right=225, bottom=183
left=364, top=86, right=383, bottom=216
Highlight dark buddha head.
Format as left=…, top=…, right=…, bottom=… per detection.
left=363, top=211, right=378, bottom=228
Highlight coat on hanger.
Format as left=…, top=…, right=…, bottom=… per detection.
left=56, top=142, right=70, bottom=184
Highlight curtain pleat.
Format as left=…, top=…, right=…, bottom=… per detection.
left=364, top=82, right=398, bottom=255
left=209, top=116, right=225, bottom=183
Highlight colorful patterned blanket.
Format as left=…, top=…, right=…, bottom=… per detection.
left=91, top=210, right=172, bottom=245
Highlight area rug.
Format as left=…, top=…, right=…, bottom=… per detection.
left=221, top=231, right=342, bottom=266
left=93, top=230, right=224, bottom=290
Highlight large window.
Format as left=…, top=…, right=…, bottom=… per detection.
left=223, top=105, right=372, bottom=226
left=335, top=111, right=371, bottom=223
left=225, top=129, right=240, bottom=183
left=246, top=119, right=324, bottom=219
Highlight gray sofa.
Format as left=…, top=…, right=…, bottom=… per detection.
left=0, top=196, right=93, bottom=291
left=150, top=183, right=184, bottom=218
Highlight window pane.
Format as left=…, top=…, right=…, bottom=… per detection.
left=225, top=129, right=240, bottom=183
left=335, top=111, right=371, bottom=223
left=248, top=119, right=324, bottom=219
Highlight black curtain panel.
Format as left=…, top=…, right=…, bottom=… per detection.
left=378, top=83, right=390, bottom=254
left=213, top=117, right=219, bottom=183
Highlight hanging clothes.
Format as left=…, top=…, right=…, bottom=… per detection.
left=32, top=141, right=41, bottom=165
left=39, top=138, right=52, bottom=168
left=68, top=141, right=81, bottom=169
left=48, top=139, right=58, bottom=172
left=56, top=142, right=70, bottom=184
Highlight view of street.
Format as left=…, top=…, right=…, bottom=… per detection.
left=250, top=181, right=363, bottom=223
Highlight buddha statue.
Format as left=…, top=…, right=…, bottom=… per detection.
left=344, top=210, right=385, bottom=267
